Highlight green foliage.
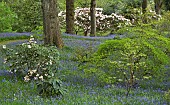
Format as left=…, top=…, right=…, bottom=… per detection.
left=80, top=33, right=170, bottom=89
left=2, top=36, right=65, bottom=97
left=9, top=0, right=42, bottom=32
left=156, top=12, right=170, bottom=36
left=37, top=75, right=65, bottom=97
left=75, top=0, right=90, bottom=8
left=164, top=89, right=170, bottom=103
left=0, top=2, right=17, bottom=32
left=72, top=42, right=95, bottom=63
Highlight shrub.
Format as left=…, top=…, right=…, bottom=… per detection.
left=79, top=35, right=170, bottom=95
left=0, top=2, right=17, bottom=32
left=156, top=12, right=170, bottom=36
left=59, top=8, right=131, bottom=36
left=9, top=0, right=42, bottom=32
left=2, top=36, right=65, bottom=97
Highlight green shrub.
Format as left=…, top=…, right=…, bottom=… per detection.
left=79, top=35, right=170, bottom=95
left=0, top=1, right=17, bottom=32
left=73, top=43, right=95, bottom=63
left=9, top=0, right=42, bottom=32
left=2, top=36, right=65, bottom=97
left=164, top=89, right=170, bottom=104
left=156, top=12, right=170, bottom=36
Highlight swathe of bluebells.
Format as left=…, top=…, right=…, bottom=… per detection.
left=59, top=8, right=131, bottom=36
left=2, top=36, right=66, bottom=97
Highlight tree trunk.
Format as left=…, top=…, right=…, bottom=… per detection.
left=142, top=0, right=147, bottom=14
left=154, top=0, right=163, bottom=14
left=66, top=0, right=74, bottom=34
left=41, top=0, right=64, bottom=48
left=90, top=0, right=96, bottom=37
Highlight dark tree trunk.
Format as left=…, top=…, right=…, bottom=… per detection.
left=66, top=0, right=75, bottom=34
left=142, top=0, right=147, bottom=14
left=41, top=0, right=64, bottom=48
left=90, top=0, right=96, bottom=37
left=154, top=0, right=163, bottom=14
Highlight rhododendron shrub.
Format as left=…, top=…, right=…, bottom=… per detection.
left=2, top=36, right=65, bottom=97
left=59, top=8, right=131, bottom=36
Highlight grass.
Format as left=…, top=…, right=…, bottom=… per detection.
left=0, top=35, right=169, bottom=105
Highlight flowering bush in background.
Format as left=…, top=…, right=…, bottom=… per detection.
left=59, top=7, right=131, bottom=36
left=2, top=36, right=65, bottom=97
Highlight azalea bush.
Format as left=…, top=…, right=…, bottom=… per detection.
left=2, top=36, right=65, bottom=97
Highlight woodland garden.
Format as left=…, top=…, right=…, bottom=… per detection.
left=0, top=0, right=170, bottom=104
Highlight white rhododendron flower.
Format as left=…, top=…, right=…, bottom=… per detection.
left=36, top=74, right=40, bottom=77
left=29, top=71, right=34, bottom=75
left=32, top=69, right=37, bottom=73
left=49, top=60, right=52, bottom=65
left=28, top=45, right=31, bottom=48
left=24, top=75, right=30, bottom=82
left=2, top=45, right=6, bottom=49
left=39, top=75, right=43, bottom=81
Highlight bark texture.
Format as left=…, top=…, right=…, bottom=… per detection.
left=42, top=0, right=64, bottom=48
left=66, top=0, right=75, bottom=34
left=90, top=0, right=96, bottom=37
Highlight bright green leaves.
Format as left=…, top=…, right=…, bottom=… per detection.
left=80, top=35, right=170, bottom=89
left=0, top=2, right=17, bottom=32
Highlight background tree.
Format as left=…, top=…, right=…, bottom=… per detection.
left=66, top=0, right=75, bottom=34
left=90, top=0, right=96, bottom=37
left=42, top=0, right=64, bottom=48
left=154, top=0, right=163, bottom=14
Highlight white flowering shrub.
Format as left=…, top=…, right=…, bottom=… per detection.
left=2, top=36, right=65, bottom=97
left=59, top=8, right=131, bottom=36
